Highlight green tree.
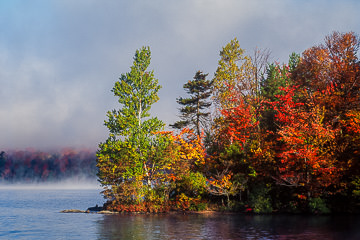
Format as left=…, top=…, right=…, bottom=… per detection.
left=260, top=53, right=300, bottom=132
left=171, top=71, right=213, bottom=137
left=212, top=38, right=248, bottom=109
left=97, top=46, right=166, bottom=205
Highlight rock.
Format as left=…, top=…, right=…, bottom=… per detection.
left=87, top=204, right=103, bottom=212
left=61, top=209, right=86, bottom=213
left=97, top=210, right=118, bottom=214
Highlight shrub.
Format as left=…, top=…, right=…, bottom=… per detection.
left=309, top=197, right=330, bottom=214
left=248, top=184, right=273, bottom=213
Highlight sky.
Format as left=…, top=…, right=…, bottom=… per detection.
left=0, top=0, right=359, bottom=150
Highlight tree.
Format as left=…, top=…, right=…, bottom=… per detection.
left=97, top=46, right=166, bottom=205
left=171, top=71, right=213, bottom=137
left=208, top=39, right=271, bottom=207
left=212, top=38, right=252, bottom=109
left=260, top=54, right=300, bottom=132
left=213, top=38, right=270, bottom=109
left=291, top=31, right=360, bottom=197
left=292, top=31, right=360, bottom=120
left=165, top=128, right=207, bottom=209
left=270, top=85, right=340, bottom=198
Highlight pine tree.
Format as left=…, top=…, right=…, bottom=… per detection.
left=171, top=71, right=212, bottom=137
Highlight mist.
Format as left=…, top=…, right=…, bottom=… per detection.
left=0, top=177, right=101, bottom=190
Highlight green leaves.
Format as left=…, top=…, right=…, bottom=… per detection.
left=108, top=46, right=162, bottom=140
left=97, top=46, right=166, bottom=204
left=171, top=70, right=212, bottom=137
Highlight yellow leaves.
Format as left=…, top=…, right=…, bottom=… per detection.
left=168, top=128, right=206, bottom=166
left=250, top=147, right=262, bottom=155
left=213, top=38, right=260, bottom=109
left=112, top=165, right=117, bottom=173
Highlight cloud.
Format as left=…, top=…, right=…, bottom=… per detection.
left=0, top=0, right=359, bottom=150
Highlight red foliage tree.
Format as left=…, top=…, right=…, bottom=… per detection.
left=270, top=85, right=341, bottom=198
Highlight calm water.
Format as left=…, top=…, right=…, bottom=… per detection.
left=0, top=187, right=359, bottom=239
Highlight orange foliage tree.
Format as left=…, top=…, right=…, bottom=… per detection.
left=292, top=31, right=360, bottom=195
left=270, top=85, right=341, bottom=198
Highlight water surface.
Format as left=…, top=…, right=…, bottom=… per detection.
left=0, top=188, right=359, bottom=239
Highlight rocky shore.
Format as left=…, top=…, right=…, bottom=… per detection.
left=61, top=204, right=118, bottom=214
left=61, top=206, right=228, bottom=215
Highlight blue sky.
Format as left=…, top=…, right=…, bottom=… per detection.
left=0, top=0, right=359, bottom=150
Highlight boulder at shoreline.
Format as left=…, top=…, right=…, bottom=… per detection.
left=87, top=204, right=103, bottom=212
left=61, top=209, right=86, bottom=213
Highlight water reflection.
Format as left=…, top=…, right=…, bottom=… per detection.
left=96, top=213, right=360, bottom=240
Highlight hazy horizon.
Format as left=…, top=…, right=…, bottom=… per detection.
left=0, top=178, right=101, bottom=190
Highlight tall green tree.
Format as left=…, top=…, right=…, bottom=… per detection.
left=97, top=46, right=165, bottom=204
left=212, top=38, right=248, bottom=109
left=171, top=71, right=213, bottom=137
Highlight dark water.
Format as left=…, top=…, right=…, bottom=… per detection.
left=0, top=187, right=359, bottom=239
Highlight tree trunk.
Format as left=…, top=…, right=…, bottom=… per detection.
left=196, top=97, right=201, bottom=137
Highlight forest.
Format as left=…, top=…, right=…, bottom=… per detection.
left=97, top=31, right=360, bottom=214
left=0, top=149, right=97, bottom=183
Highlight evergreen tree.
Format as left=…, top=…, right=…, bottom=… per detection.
left=261, top=52, right=299, bottom=102
left=96, top=46, right=166, bottom=204
left=171, top=71, right=212, bottom=137
left=260, top=53, right=299, bottom=132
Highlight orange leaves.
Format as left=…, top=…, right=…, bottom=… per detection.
left=209, top=173, right=234, bottom=192
left=293, top=31, right=360, bottom=120
left=342, top=111, right=360, bottom=136
left=269, top=85, right=305, bottom=126
left=207, top=171, right=243, bottom=202
left=155, top=128, right=206, bottom=182
left=269, top=84, right=341, bottom=193
left=169, top=128, right=206, bottom=166
left=220, top=97, right=259, bottom=149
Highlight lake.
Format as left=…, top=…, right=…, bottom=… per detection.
left=0, top=185, right=359, bottom=239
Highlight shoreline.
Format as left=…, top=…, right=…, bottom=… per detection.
left=61, top=208, right=360, bottom=216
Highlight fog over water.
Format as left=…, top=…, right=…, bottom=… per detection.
left=0, top=178, right=101, bottom=190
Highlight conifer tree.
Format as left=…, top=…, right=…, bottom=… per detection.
left=171, top=71, right=212, bottom=137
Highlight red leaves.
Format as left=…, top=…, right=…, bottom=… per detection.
left=293, top=31, right=360, bottom=118
left=269, top=85, right=304, bottom=125
left=268, top=84, right=341, bottom=194
left=220, top=97, right=259, bottom=149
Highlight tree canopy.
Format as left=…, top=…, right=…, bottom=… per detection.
left=96, top=32, right=360, bottom=214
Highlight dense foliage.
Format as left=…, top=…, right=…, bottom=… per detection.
left=97, top=31, right=359, bottom=214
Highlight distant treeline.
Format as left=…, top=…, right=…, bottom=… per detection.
left=0, top=149, right=97, bottom=182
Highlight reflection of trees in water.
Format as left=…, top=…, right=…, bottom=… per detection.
left=0, top=149, right=97, bottom=182
left=95, top=214, right=267, bottom=239
left=95, top=214, right=360, bottom=239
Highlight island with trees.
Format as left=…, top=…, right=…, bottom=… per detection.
left=3, top=31, right=358, bottom=215
left=96, top=32, right=360, bottom=214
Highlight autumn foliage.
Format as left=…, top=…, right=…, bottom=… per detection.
left=93, top=31, right=360, bottom=213
left=205, top=31, right=360, bottom=213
